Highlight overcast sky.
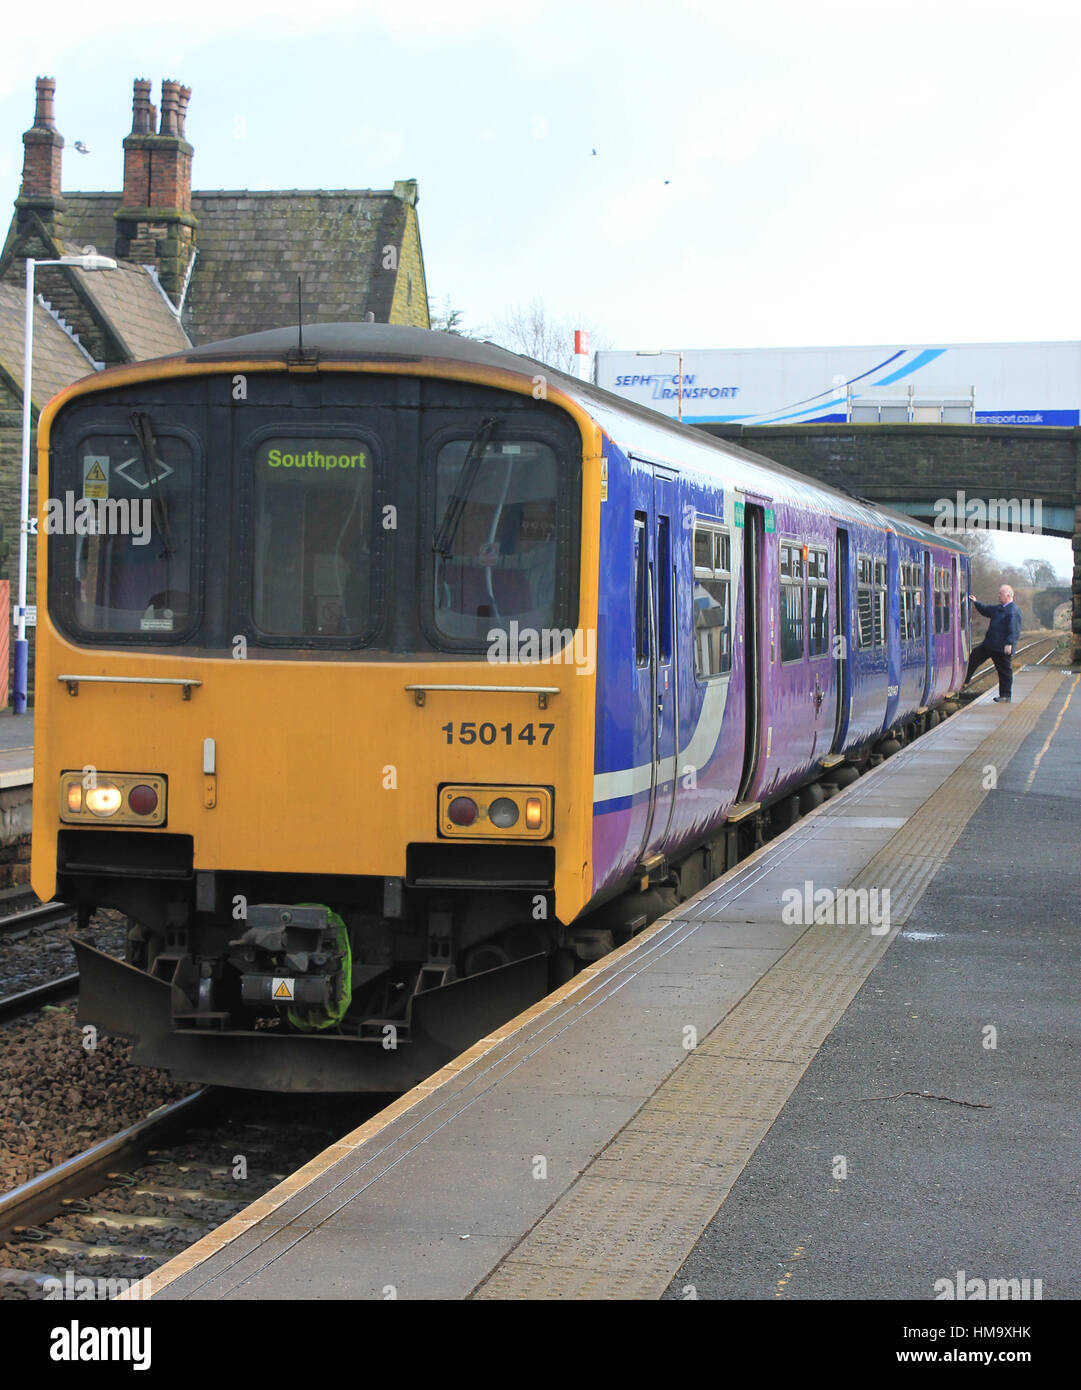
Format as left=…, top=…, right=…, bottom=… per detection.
left=2, top=0, right=1075, bottom=576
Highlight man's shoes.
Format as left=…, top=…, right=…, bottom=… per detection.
left=993, top=696, right=1011, bottom=703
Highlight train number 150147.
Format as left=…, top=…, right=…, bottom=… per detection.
left=440, top=721, right=554, bottom=746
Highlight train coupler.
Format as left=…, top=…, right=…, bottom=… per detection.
left=229, top=904, right=348, bottom=1015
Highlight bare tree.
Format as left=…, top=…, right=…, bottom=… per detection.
left=1021, top=557, right=1057, bottom=587
left=491, top=298, right=610, bottom=374
left=948, top=528, right=1012, bottom=598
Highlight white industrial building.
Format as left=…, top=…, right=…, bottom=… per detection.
left=594, top=342, right=1081, bottom=429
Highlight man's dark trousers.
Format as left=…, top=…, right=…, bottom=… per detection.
left=965, top=642, right=1013, bottom=698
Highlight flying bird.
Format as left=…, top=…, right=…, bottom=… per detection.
left=74, top=141, right=90, bottom=154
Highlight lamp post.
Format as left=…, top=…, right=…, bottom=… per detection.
left=635, top=349, right=685, bottom=422
left=15, top=253, right=118, bottom=713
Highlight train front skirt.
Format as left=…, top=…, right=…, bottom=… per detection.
left=73, top=940, right=549, bottom=1093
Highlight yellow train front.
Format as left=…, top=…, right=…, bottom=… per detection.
left=32, top=325, right=601, bottom=1091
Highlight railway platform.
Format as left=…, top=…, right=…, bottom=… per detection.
left=133, top=666, right=1080, bottom=1301
left=0, top=710, right=33, bottom=786
left=0, top=713, right=33, bottom=889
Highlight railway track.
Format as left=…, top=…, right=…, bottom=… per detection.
left=0, top=1090, right=213, bottom=1251
left=0, top=902, right=112, bottom=1024
left=0, top=898, right=76, bottom=938
left=0, top=1089, right=383, bottom=1299
left=0, top=902, right=80, bottom=1022
left=0, top=973, right=79, bottom=1023
left=964, top=634, right=1062, bottom=691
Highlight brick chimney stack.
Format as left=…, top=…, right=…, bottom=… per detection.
left=115, top=78, right=197, bottom=303
left=16, top=76, right=66, bottom=237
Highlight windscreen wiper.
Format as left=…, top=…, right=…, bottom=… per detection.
left=432, top=415, right=500, bottom=558
left=129, top=409, right=174, bottom=558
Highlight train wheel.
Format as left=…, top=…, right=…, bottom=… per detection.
left=549, top=948, right=578, bottom=989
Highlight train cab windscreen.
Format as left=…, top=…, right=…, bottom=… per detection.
left=52, top=426, right=197, bottom=639
left=431, top=436, right=563, bottom=644
left=252, top=435, right=375, bottom=639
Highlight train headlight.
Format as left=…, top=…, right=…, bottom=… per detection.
left=59, top=772, right=167, bottom=827
left=85, top=783, right=122, bottom=817
left=488, top=797, right=519, bottom=829
left=439, top=786, right=552, bottom=839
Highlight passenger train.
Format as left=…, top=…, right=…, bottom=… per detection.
left=31, top=325, right=970, bottom=1091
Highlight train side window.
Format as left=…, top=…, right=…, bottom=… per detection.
left=901, top=562, right=922, bottom=643
left=693, top=523, right=731, bottom=678
left=900, top=563, right=911, bottom=642
left=928, top=564, right=944, bottom=636
left=873, top=559, right=887, bottom=649
left=634, top=512, right=649, bottom=667
left=779, top=540, right=805, bottom=663
left=808, top=546, right=829, bottom=657
left=856, top=554, right=874, bottom=649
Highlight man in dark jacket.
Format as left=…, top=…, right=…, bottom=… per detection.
left=964, top=583, right=1023, bottom=702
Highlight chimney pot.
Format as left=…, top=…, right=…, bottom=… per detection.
left=131, top=79, right=153, bottom=135
left=160, top=80, right=180, bottom=137
left=176, top=85, right=192, bottom=139
left=34, top=76, right=57, bottom=130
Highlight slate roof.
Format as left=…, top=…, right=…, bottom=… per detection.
left=64, top=251, right=190, bottom=361
left=0, top=279, right=96, bottom=408
left=59, top=186, right=420, bottom=345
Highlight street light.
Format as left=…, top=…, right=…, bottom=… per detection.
left=635, top=349, right=685, bottom=423
left=15, top=253, right=118, bottom=714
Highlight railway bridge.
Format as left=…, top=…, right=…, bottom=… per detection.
left=705, top=421, right=1081, bottom=658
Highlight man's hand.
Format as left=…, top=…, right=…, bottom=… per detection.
left=1005, top=645, right=1012, bottom=655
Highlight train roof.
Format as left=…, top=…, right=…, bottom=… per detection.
left=169, top=324, right=964, bottom=553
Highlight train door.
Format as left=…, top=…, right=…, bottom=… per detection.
left=831, top=527, right=852, bottom=751
left=885, top=530, right=901, bottom=729
left=651, top=470, right=679, bottom=847
left=736, top=501, right=764, bottom=803
left=956, top=554, right=968, bottom=683
left=630, top=464, right=679, bottom=866
left=922, top=546, right=934, bottom=706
